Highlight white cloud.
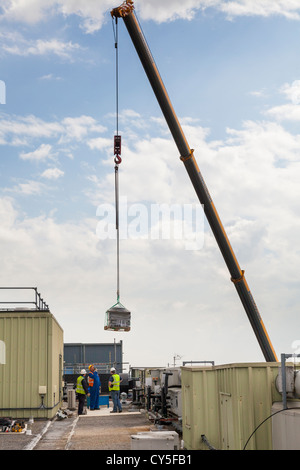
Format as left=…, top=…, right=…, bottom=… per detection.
left=1, top=0, right=300, bottom=32
left=10, top=180, right=45, bottom=195
left=0, top=31, right=82, bottom=60
left=264, top=80, right=300, bottom=121
left=60, top=116, right=107, bottom=142
left=0, top=114, right=63, bottom=145
left=39, top=74, right=62, bottom=81
left=0, top=0, right=57, bottom=24
left=87, top=137, right=111, bottom=151
left=0, top=113, right=107, bottom=147
left=248, top=89, right=268, bottom=98
left=137, top=0, right=204, bottom=23
left=281, top=80, right=300, bottom=104
left=219, top=0, right=300, bottom=20
left=0, top=196, right=113, bottom=338
left=41, top=168, right=64, bottom=179
left=0, top=0, right=113, bottom=32
left=265, top=103, right=300, bottom=122
left=26, top=39, right=81, bottom=59
left=58, top=0, right=115, bottom=34
left=20, top=143, right=54, bottom=162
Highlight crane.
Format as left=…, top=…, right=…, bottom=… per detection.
left=111, top=1, right=278, bottom=362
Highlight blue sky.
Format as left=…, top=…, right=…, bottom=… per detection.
left=1, top=0, right=300, bottom=369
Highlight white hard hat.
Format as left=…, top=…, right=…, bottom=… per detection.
left=110, top=367, right=116, bottom=372
left=81, top=369, right=87, bottom=374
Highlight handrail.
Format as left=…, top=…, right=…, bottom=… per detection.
left=0, top=287, right=49, bottom=311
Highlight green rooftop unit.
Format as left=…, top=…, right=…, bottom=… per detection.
left=181, top=362, right=282, bottom=450
left=0, top=307, right=64, bottom=419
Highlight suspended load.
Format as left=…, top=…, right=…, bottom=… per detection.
left=105, top=301, right=131, bottom=331
left=103, top=134, right=131, bottom=332
left=104, top=16, right=131, bottom=332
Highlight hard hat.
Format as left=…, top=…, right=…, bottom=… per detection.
left=81, top=369, right=86, bottom=374
left=110, top=367, right=116, bottom=372
left=88, top=364, right=93, bottom=370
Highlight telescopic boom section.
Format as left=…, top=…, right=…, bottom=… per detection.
left=111, top=1, right=278, bottom=362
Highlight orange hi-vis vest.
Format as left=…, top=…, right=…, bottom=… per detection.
left=88, top=376, right=94, bottom=387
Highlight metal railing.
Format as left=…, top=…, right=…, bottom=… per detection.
left=64, top=361, right=129, bottom=374
left=0, top=287, right=49, bottom=311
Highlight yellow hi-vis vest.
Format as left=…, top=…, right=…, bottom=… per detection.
left=76, top=375, right=85, bottom=395
left=109, top=374, right=121, bottom=391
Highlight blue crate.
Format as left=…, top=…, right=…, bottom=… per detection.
left=99, top=395, right=109, bottom=407
left=87, top=395, right=109, bottom=408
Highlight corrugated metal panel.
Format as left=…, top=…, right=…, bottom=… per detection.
left=181, top=362, right=282, bottom=450
left=64, top=342, right=123, bottom=369
left=0, top=310, right=63, bottom=419
left=182, top=366, right=220, bottom=450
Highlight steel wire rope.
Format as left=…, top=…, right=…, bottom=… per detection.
left=112, top=17, right=121, bottom=302
left=112, top=17, right=119, bottom=136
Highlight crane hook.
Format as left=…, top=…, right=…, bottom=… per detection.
left=114, top=154, right=122, bottom=165
left=114, top=135, right=122, bottom=165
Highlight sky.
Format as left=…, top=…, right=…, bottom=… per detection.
left=1, top=0, right=300, bottom=371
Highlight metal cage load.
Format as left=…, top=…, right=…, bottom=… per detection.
left=104, top=302, right=131, bottom=331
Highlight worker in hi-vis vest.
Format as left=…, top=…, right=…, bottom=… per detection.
left=108, top=367, right=123, bottom=413
left=88, top=364, right=101, bottom=410
left=76, top=369, right=89, bottom=415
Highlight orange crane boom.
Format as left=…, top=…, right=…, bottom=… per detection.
left=111, top=1, right=278, bottom=362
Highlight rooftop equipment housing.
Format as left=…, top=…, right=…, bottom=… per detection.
left=181, top=362, right=282, bottom=450
left=0, top=304, right=64, bottom=419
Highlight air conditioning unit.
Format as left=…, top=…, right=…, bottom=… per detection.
left=168, top=388, right=182, bottom=417
left=160, top=368, right=181, bottom=387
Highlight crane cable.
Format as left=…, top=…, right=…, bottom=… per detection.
left=112, top=17, right=121, bottom=147
left=112, top=17, right=122, bottom=303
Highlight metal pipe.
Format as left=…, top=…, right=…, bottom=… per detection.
left=0, top=400, right=61, bottom=412
left=112, top=3, right=277, bottom=362
left=281, top=353, right=288, bottom=410
left=183, top=361, right=215, bottom=366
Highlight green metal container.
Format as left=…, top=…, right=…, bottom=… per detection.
left=0, top=310, right=64, bottom=419
left=181, top=362, right=282, bottom=450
